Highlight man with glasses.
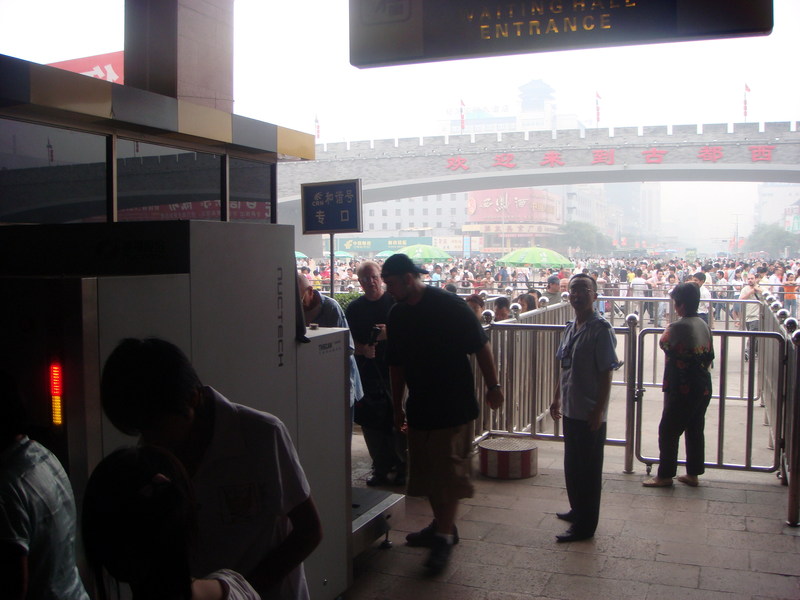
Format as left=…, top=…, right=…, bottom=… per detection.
left=346, top=261, right=406, bottom=487
left=550, top=273, right=619, bottom=543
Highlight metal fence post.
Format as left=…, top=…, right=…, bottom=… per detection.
left=788, top=331, right=800, bottom=527
left=624, top=312, right=639, bottom=474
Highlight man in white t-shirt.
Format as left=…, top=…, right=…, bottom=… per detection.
left=629, top=269, right=650, bottom=321
left=100, top=338, right=322, bottom=600
left=769, top=266, right=785, bottom=299
left=689, top=272, right=712, bottom=325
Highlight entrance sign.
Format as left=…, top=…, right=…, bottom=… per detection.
left=301, top=179, right=362, bottom=235
left=350, top=0, right=773, bottom=68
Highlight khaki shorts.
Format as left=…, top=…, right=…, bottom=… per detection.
left=406, top=423, right=474, bottom=503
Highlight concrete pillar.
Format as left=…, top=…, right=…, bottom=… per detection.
left=124, top=0, right=233, bottom=112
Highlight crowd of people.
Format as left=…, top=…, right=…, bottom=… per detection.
left=299, top=253, right=800, bottom=321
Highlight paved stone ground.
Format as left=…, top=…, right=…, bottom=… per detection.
left=348, top=428, right=800, bottom=600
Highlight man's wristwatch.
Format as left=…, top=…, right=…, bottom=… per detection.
left=487, top=383, right=502, bottom=391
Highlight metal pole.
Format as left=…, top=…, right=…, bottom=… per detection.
left=329, top=233, right=335, bottom=297
left=624, top=313, right=639, bottom=474
left=788, top=331, right=800, bottom=526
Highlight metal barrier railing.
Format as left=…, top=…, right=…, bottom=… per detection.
left=786, top=330, right=800, bottom=526
left=472, top=308, right=634, bottom=452
left=470, top=294, right=800, bottom=526
left=634, top=327, right=785, bottom=474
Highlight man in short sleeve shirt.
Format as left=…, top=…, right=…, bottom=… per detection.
left=101, top=338, right=322, bottom=600
left=550, top=274, right=619, bottom=543
left=381, top=254, right=503, bottom=574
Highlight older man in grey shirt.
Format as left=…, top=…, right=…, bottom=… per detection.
left=550, top=274, right=619, bottom=543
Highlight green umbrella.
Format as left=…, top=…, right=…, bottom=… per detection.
left=495, top=247, right=573, bottom=269
left=294, top=250, right=308, bottom=259
left=375, top=249, right=395, bottom=258
left=324, top=250, right=354, bottom=259
left=395, top=244, right=452, bottom=261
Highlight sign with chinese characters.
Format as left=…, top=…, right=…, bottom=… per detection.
left=336, top=236, right=432, bottom=252
left=350, top=0, right=772, bottom=68
left=301, top=179, right=362, bottom=235
left=466, top=189, right=561, bottom=225
left=442, top=144, right=781, bottom=173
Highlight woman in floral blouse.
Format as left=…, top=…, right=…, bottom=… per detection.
left=643, top=282, right=714, bottom=488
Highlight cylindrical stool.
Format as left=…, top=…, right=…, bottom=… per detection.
left=478, top=436, right=538, bottom=479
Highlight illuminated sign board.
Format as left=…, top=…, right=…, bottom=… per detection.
left=301, top=179, right=363, bottom=234
left=350, top=0, right=773, bottom=68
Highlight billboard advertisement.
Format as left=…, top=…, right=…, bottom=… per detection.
left=48, top=51, right=125, bottom=84
left=466, top=188, right=561, bottom=225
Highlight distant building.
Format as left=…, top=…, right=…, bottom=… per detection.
left=363, top=193, right=468, bottom=234
left=442, top=79, right=585, bottom=135
left=758, top=182, right=800, bottom=228
left=605, top=182, right=662, bottom=251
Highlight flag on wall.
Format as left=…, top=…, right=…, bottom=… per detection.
left=595, top=91, right=601, bottom=125
left=460, top=99, right=465, bottom=131
left=743, top=84, right=750, bottom=121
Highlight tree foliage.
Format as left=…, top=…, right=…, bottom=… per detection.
left=551, top=221, right=613, bottom=256
left=743, top=224, right=799, bottom=258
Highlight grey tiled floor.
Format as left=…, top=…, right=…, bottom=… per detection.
left=348, top=430, right=800, bottom=600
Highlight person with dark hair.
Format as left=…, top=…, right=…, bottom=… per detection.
left=688, top=271, right=712, bottom=324
left=550, top=273, right=619, bottom=542
left=82, top=446, right=260, bottom=600
left=529, top=288, right=543, bottom=307
left=101, top=338, right=322, bottom=600
left=0, top=372, right=89, bottom=600
left=465, top=293, right=485, bottom=318
left=514, top=293, right=536, bottom=313
left=380, top=253, right=503, bottom=574
left=493, top=296, right=511, bottom=321
left=739, top=272, right=763, bottom=361
left=643, top=282, right=714, bottom=488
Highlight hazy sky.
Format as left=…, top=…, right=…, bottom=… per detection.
left=232, top=0, right=800, bottom=141
left=1, top=0, right=797, bottom=139
left=1, top=0, right=797, bottom=247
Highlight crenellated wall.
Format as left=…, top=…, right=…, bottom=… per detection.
left=278, top=122, right=800, bottom=202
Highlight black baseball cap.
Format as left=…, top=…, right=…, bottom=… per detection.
left=381, top=253, right=429, bottom=277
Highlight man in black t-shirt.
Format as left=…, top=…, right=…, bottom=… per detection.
left=346, top=261, right=406, bottom=487
left=381, top=253, right=503, bottom=575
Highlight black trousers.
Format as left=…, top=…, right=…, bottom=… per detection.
left=657, top=392, right=711, bottom=479
left=563, top=416, right=606, bottom=535
left=362, top=425, right=406, bottom=477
